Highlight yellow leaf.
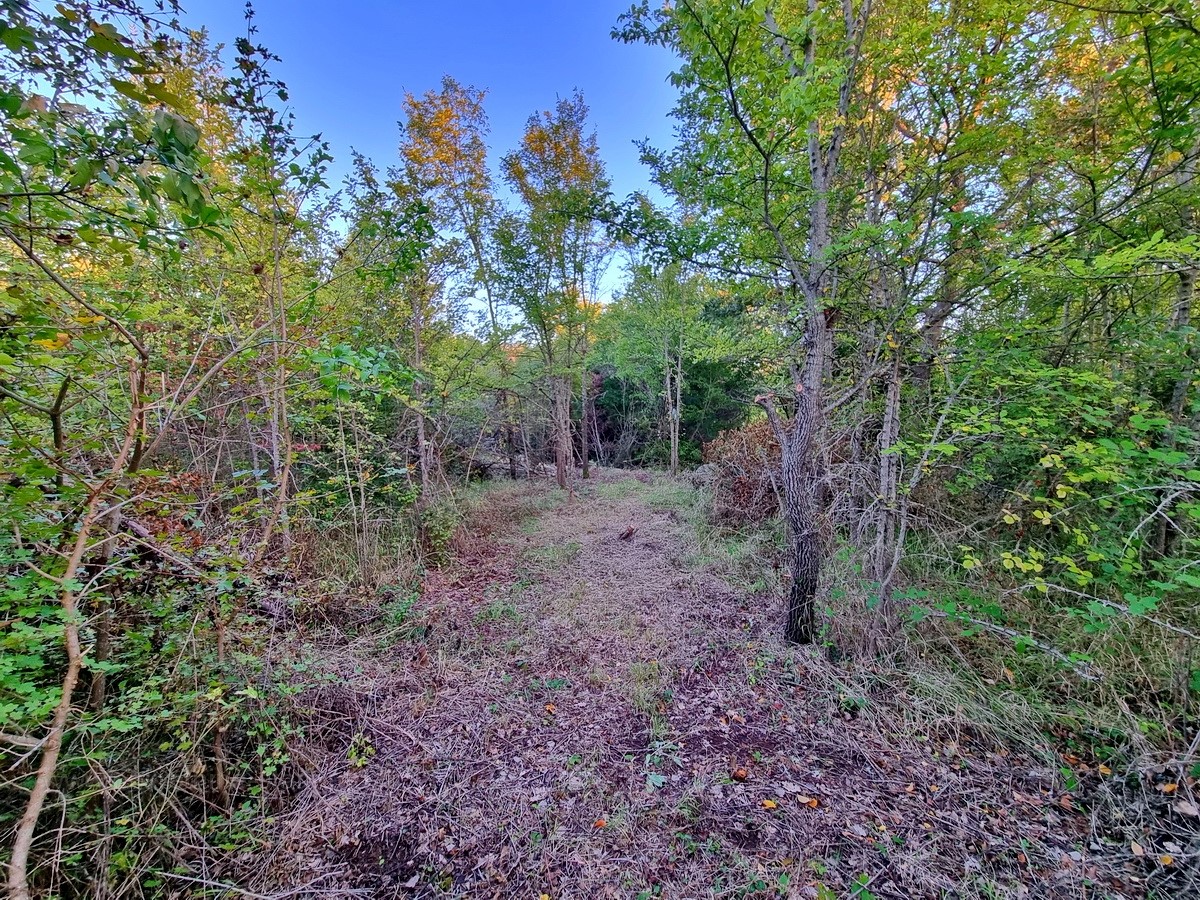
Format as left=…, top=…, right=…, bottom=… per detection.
left=33, top=332, right=71, bottom=351
left=1161, top=783, right=1178, bottom=793
left=1160, top=854, right=1174, bottom=866
left=761, top=799, right=777, bottom=809
left=1098, top=764, right=1112, bottom=775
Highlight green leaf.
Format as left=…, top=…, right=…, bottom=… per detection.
left=67, top=158, right=95, bottom=189
left=16, top=138, right=54, bottom=166
left=110, top=80, right=150, bottom=104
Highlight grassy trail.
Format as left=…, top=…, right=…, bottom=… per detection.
left=268, top=472, right=1109, bottom=900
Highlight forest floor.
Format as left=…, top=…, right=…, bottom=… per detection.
left=261, top=470, right=1160, bottom=900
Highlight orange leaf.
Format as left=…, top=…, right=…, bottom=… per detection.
left=797, top=795, right=819, bottom=808
left=544, top=703, right=555, bottom=714
left=593, top=818, right=606, bottom=828
left=731, top=768, right=748, bottom=782
left=1160, top=783, right=1178, bottom=793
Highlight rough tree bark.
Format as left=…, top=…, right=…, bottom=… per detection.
left=757, top=367, right=821, bottom=643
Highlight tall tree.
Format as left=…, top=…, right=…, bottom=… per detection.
left=499, top=92, right=611, bottom=487
left=619, top=0, right=873, bottom=642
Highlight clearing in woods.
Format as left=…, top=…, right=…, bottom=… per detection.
left=270, top=471, right=1117, bottom=899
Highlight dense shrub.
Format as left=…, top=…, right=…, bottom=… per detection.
left=702, top=421, right=780, bottom=526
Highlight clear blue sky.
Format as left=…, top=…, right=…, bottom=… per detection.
left=180, top=1, right=680, bottom=203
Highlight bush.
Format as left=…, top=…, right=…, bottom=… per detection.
left=702, top=421, right=780, bottom=526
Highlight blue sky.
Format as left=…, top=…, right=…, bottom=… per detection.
left=180, top=1, right=681, bottom=204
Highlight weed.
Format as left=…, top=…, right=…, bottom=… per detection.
left=849, top=873, right=878, bottom=899
left=526, top=540, right=581, bottom=568
left=629, top=659, right=667, bottom=714
left=419, top=501, right=461, bottom=565
left=347, top=732, right=375, bottom=768
left=595, top=479, right=642, bottom=500
left=748, top=649, right=775, bottom=685
left=476, top=598, right=520, bottom=623
left=839, top=692, right=869, bottom=714
left=644, top=479, right=696, bottom=512
left=381, top=592, right=416, bottom=628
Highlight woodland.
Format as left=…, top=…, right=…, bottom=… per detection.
left=1, top=0, right=1200, bottom=897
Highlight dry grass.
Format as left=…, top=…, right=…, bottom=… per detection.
left=241, top=470, right=1168, bottom=899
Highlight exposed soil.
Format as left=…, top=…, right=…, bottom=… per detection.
left=259, top=471, right=1171, bottom=899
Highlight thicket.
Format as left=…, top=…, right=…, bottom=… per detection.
left=0, top=0, right=1198, bottom=896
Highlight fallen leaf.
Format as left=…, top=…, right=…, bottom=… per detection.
left=1174, top=800, right=1199, bottom=817
left=797, top=795, right=819, bottom=808
left=1160, top=783, right=1178, bottom=793
left=1098, top=764, right=1112, bottom=775
left=1160, top=854, right=1174, bottom=866
left=593, top=818, right=606, bottom=828
left=544, top=703, right=555, bottom=714
left=731, top=768, right=748, bottom=782
left=1131, top=841, right=1145, bottom=857
left=761, top=799, right=778, bottom=809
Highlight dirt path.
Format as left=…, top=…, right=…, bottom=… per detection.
left=270, top=472, right=1118, bottom=900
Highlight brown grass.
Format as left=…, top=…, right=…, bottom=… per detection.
left=241, top=470, right=1163, bottom=899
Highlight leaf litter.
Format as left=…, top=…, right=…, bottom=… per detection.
left=247, top=472, right=1180, bottom=899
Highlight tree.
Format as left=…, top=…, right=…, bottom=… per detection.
left=499, top=92, right=612, bottom=487
left=597, top=262, right=707, bottom=475
left=619, top=0, right=873, bottom=643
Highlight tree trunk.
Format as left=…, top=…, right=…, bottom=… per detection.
left=580, top=370, right=592, bottom=479
left=553, top=375, right=571, bottom=489
left=871, top=351, right=903, bottom=611
left=411, top=294, right=435, bottom=499
left=780, top=397, right=819, bottom=644
left=663, top=350, right=677, bottom=477
left=758, top=375, right=820, bottom=644
left=1153, top=143, right=1199, bottom=554
left=914, top=170, right=966, bottom=384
